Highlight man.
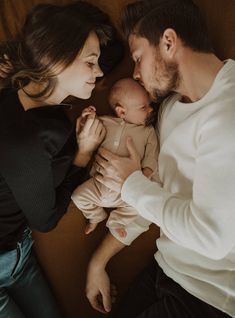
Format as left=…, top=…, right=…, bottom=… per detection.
left=86, top=0, right=235, bottom=317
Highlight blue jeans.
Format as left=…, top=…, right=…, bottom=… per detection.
left=0, top=228, right=61, bottom=318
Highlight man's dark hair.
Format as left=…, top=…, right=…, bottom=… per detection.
left=121, top=0, right=213, bottom=53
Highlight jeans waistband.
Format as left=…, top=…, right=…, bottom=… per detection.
left=0, top=227, right=32, bottom=253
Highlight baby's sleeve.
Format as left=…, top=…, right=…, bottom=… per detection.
left=141, top=127, right=158, bottom=172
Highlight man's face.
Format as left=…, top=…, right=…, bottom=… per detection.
left=128, top=33, right=180, bottom=100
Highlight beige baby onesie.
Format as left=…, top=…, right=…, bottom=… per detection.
left=71, top=116, right=158, bottom=230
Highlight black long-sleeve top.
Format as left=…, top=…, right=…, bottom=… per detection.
left=0, top=89, right=88, bottom=250
left=0, top=36, right=124, bottom=251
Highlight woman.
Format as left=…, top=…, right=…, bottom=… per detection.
left=0, top=1, right=123, bottom=317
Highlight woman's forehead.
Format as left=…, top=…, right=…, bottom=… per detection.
left=80, top=32, right=100, bottom=58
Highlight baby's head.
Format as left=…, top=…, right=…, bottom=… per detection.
left=109, top=78, right=154, bottom=126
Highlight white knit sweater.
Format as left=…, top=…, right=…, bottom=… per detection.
left=117, top=59, right=235, bottom=317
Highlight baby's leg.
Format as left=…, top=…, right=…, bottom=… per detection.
left=71, top=178, right=107, bottom=234
left=84, top=222, right=98, bottom=235
left=106, top=205, right=139, bottom=238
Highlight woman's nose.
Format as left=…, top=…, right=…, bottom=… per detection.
left=95, top=64, right=104, bottom=78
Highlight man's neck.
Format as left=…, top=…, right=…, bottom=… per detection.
left=176, top=50, right=224, bottom=103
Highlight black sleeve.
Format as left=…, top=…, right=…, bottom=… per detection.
left=39, top=164, right=88, bottom=232
left=0, top=130, right=87, bottom=232
left=99, top=34, right=125, bottom=75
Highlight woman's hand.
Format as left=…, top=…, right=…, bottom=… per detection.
left=73, top=106, right=106, bottom=167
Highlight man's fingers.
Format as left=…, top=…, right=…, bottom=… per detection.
left=111, top=284, right=118, bottom=296
left=87, top=293, right=107, bottom=314
left=126, top=136, right=139, bottom=160
left=101, top=290, right=111, bottom=313
left=98, top=147, right=118, bottom=162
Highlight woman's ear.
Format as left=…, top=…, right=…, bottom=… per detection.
left=160, top=28, right=178, bottom=59
left=115, top=104, right=126, bottom=119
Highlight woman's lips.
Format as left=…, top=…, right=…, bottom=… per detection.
left=87, top=81, right=95, bottom=86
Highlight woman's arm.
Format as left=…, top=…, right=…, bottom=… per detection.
left=0, top=123, right=85, bottom=232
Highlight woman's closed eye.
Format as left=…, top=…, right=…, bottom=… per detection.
left=86, top=62, right=95, bottom=68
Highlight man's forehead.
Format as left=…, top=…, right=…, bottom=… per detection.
left=128, top=34, right=148, bottom=54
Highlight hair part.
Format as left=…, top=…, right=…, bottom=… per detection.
left=0, top=1, right=113, bottom=98
left=121, top=0, right=213, bottom=53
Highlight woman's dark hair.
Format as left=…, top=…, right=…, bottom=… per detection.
left=0, top=1, right=113, bottom=98
left=121, top=0, right=213, bottom=53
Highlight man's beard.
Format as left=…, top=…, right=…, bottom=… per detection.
left=151, top=55, right=180, bottom=100
left=145, top=109, right=158, bottom=127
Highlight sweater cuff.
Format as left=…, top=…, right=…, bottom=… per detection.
left=121, top=171, right=167, bottom=227
left=121, top=170, right=147, bottom=206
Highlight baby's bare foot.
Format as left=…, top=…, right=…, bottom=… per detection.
left=85, top=222, right=98, bottom=234
left=115, top=228, right=127, bottom=238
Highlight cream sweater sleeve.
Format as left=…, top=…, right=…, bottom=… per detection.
left=121, top=104, right=235, bottom=260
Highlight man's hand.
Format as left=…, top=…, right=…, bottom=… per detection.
left=86, top=233, right=125, bottom=313
left=94, top=137, right=141, bottom=192
left=86, top=263, right=112, bottom=314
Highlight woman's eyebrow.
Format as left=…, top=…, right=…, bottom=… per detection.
left=84, top=53, right=99, bottom=58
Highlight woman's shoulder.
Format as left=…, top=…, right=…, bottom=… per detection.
left=26, top=105, right=74, bottom=156
left=0, top=93, right=74, bottom=157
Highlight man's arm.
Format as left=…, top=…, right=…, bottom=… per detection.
left=87, top=137, right=151, bottom=312
left=86, top=233, right=125, bottom=313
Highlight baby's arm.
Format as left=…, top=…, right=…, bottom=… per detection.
left=141, top=127, right=159, bottom=178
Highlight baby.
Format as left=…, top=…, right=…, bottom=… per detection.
left=71, top=78, right=158, bottom=238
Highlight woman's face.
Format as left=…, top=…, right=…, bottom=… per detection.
left=56, top=31, right=103, bottom=100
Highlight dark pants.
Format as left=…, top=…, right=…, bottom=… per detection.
left=115, top=260, right=232, bottom=318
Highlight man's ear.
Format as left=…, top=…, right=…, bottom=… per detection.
left=160, top=28, right=178, bottom=59
left=115, top=104, right=126, bottom=119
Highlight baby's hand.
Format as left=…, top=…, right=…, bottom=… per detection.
left=81, top=106, right=96, bottom=118
left=78, top=106, right=96, bottom=128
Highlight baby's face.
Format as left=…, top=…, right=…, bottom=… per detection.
left=121, top=87, right=153, bottom=125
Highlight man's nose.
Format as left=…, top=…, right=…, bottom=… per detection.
left=133, top=64, right=140, bottom=81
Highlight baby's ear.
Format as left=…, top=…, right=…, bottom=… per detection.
left=115, top=105, right=126, bottom=119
